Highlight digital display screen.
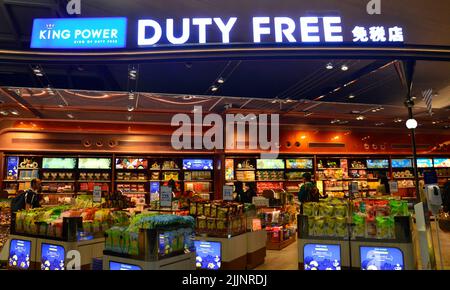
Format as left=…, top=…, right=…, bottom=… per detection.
left=360, top=246, right=404, bottom=270
left=194, top=241, right=221, bottom=270
left=303, top=244, right=341, bottom=270
left=78, top=158, right=111, bottom=169
left=417, top=158, right=433, bottom=168
left=433, top=158, right=450, bottom=168
left=41, top=243, right=65, bottom=270
left=150, top=182, right=160, bottom=194
left=115, top=158, right=148, bottom=169
left=286, top=159, right=313, bottom=169
left=391, top=159, right=412, bottom=168
left=6, top=156, right=19, bottom=179
left=367, top=159, right=389, bottom=169
left=109, top=261, right=141, bottom=270
left=9, top=239, right=31, bottom=269
left=182, top=159, right=213, bottom=170
left=42, top=157, right=77, bottom=169
left=256, top=159, right=285, bottom=169
left=225, top=159, right=234, bottom=181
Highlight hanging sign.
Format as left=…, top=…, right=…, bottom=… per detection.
left=160, top=185, right=172, bottom=207
left=93, top=185, right=102, bottom=203
left=223, top=185, right=234, bottom=201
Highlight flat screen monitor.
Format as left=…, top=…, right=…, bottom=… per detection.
left=286, top=159, right=313, bottom=169
left=42, top=157, right=77, bottom=169
left=182, top=159, right=213, bottom=170
left=360, top=246, right=404, bottom=270
left=194, top=241, right=221, bottom=270
left=391, top=159, right=412, bottom=168
left=41, top=243, right=65, bottom=270
left=115, top=158, right=148, bottom=169
left=367, top=159, right=389, bottom=169
left=417, top=158, right=433, bottom=168
left=6, top=156, right=19, bottom=179
left=78, top=158, right=111, bottom=169
left=256, top=159, right=285, bottom=169
left=433, top=158, right=450, bottom=168
left=8, top=239, right=31, bottom=269
left=303, top=243, right=341, bottom=270
left=109, top=261, right=142, bottom=270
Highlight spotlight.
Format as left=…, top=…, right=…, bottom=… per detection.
left=356, top=115, right=365, bottom=121
left=217, top=77, right=225, bottom=84
left=341, top=64, right=349, bottom=71
left=128, top=93, right=135, bottom=100
left=304, top=112, right=313, bottom=117
left=326, top=63, right=334, bottom=70
left=127, top=116, right=132, bottom=121
left=394, top=118, right=403, bottom=123
left=128, top=67, right=138, bottom=80
left=211, top=86, right=218, bottom=92
left=10, top=109, right=19, bottom=116
left=67, top=113, right=74, bottom=119
left=183, top=95, right=193, bottom=100
left=348, top=94, right=356, bottom=99
left=406, top=119, right=418, bottom=129
left=32, top=66, right=44, bottom=77
left=47, top=86, right=55, bottom=96
left=127, top=105, right=135, bottom=112
left=0, top=110, right=8, bottom=116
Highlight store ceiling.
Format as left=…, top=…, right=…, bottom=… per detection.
left=0, top=0, right=449, bottom=132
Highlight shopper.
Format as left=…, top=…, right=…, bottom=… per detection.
left=298, top=173, right=320, bottom=214
left=243, top=183, right=257, bottom=204
left=378, top=174, right=391, bottom=195
left=11, top=178, right=41, bottom=212
left=233, top=181, right=245, bottom=203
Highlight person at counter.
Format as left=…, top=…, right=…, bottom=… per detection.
left=243, top=183, right=257, bottom=203
left=233, top=181, right=245, bottom=203
left=377, top=174, right=391, bottom=195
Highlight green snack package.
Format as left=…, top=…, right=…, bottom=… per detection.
left=325, top=217, right=336, bottom=237
left=352, top=213, right=366, bottom=238
left=334, top=205, right=348, bottom=218
left=335, top=216, right=347, bottom=237
left=308, top=216, right=315, bottom=236
left=303, top=202, right=316, bottom=217
left=313, top=216, right=325, bottom=236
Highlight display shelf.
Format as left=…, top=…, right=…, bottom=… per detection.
left=78, top=180, right=111, bottom=183
left=121, top=192, right=147, bottom=195
left=235, top=168, right=256, bottom=171
left=393, top=177, right=415, bottom=179
left=17, top=167, right=40, bottom=170
left=160, top=169, right=180, bottom=171
left=184, top=180, right=213, bottom=182
left=256, top=180, right=286, bottom=182
left=115, top=180, right=149, bottom=182
left=40, top=192, right=77, bottom=195
left=3, top=180, right=18, bottom=182
left=266, top=234, right=296, bottom=250
left=41, top=180, right=76, bottom=183
left=317, top=168, right=341, bottom=170
left=350, top=167, right=367, bottom=170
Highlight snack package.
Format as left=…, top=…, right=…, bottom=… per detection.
left=365, top=216, right=377, bottom=238
left=389, top=200, right=409, bottom=217
left=217, top=206, right=229, bottom=219
left=204, top=203, right=211, bottom=217
left=197, top=203, right=204, bottom=216
left=197, top=216, right=207, bottom=230
left=334, top=204, right=348, bottom=218
left=376, top=216, right=395, bottom=239
left=303, top=202, right=317, bottom=217
left=216, top=218, right=228, bottom=232
left=307, top=216, right=315, bottom=236
left=207, top=218, right=216, bottom=231
left=210, top=204, right=218, bottom=217
left=189, top=202, right=197, bottom=216
left=335, top=216, right=347, bottom=237
left=352, top=213, right=366, bottom=238
left=313, top=216, right=325, bottom=236
left=320, top=203, right=335, bottom=217
left=325, top=216, right=336, bottom=237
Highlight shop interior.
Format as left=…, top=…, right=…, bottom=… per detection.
left=0, top=56, right=449, bottom=270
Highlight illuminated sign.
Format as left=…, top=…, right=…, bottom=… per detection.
left=360, top=246, right=404, bottom=270
left=137, top=16, right=404, bottom=46
left=31, top=17, right=127, bottom=49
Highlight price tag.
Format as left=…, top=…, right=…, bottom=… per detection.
left=223, top=185, right=234, bottom=201
left=160, top=186, right=172, bottom=207
left=93, top=185, right=102, bottom=203
left=389, top=181, right=399, bottom=193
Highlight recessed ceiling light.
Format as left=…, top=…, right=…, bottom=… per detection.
left=217, top=77, right=225, bottom=84
left=326, top=63, right=334, bottom=70
left=0, top=110, right=8, bottom=116
left=10, top=109, right=19, bottom=116
left=348, top=94, right=356, bottom=99
left=67, top=113, right=74, bottom=119
left=356, top=115, right=365, bottom=120
left=183, top=95, right=193, bottom=100
left=127, top=105, right=134, bottom=112
left=211, top=86, right=218, bottom=92
left=341, top=64, right=349, bottom=71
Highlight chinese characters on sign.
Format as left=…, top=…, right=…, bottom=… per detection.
left=352, top=26, right=404, bottom=42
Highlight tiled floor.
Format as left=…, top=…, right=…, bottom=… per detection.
left=256, top=225, right=450, bottom=270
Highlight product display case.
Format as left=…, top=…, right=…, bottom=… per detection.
left=297, top=197, right=416, bottom=270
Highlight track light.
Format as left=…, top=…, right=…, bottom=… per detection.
left=128, top=67, right=138, bottom=80
left=127, top=105, right=135, bottom=112
left=0, top=110, right=8, bottom=116
left=183, top=95, right=193, bottom=100
left=217, top=77, right=225, bottom=84
left=10, top=109, right=19, bottom=116
left=356, top=115, right=365, bottom=121
left=211, top=86, right=218, bottom=92
left=341, top=64, right=349, bottom=71
left=32, top=66, right=44, bottom=77
left=326, top=63, right=334, bottom=70
left=127, top=115, right=132, bottom=121
left=67, top=113, right=74, bottom=119
left=348, top=94, right=355, bottom=99
left=128, top=93, right=135, bottom=100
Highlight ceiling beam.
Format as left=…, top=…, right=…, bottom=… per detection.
left=0, top=87, right=43, bottom=118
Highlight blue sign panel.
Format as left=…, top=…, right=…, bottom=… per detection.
left=41, top=243, right=65, bottom=270
left=109, top=261, right=142, bottom=270
left=9, top=239, right=31, bottom=269
left=182, top=159, right=213, bottom=170
left=360, top=246, right=404, bottom=270
left=31, top=17, right=127, bottom=49
left=194, top=241, right=221, bottom=270
left=303, top=243, right=341, bottom=270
